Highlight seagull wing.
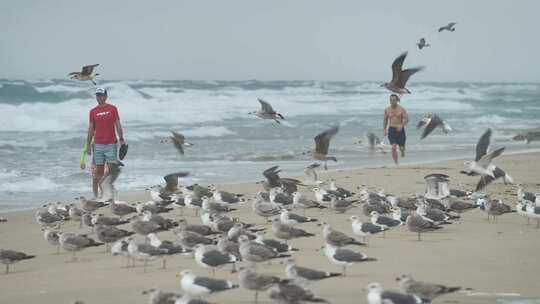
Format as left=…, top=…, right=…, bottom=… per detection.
left=314, top=126, right=339, bottom=155
left=390, top=52, right=407, bottom=84
left=82, top=64, right=99, bottom=75
left=421, top=115, right=442, bottom=139
left=258, top=98, right=276, bottom=114
left=263, top=166, right=281, bottom=185
left=477, top=147, right=505, bottom=168
left=396, top=67, right=424, bottom=89
left=67, top=72, right=79, bottom=76
left=475, top=129, right=492, bottom=161
left=163, top=172, right=189, bottom=192
left=448, top=22, right=457, bottom=27
left=170, top=131, right=186, bottom=154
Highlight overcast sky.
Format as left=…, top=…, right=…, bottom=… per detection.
left=1, top=1, right=538, bottom=82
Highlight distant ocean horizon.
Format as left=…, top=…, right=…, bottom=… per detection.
left=1, top=79, right=539, bottom=212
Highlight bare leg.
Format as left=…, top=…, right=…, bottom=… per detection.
left=94, top=165, right=105, bottom=199
left=399, top=145, right=405, bottom=157
left=391, top=144, right=398, bottom=165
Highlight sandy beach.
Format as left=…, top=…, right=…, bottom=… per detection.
left=1, top=152, right=540, bottom=304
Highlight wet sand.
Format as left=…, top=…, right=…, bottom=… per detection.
left=1, top=152, right=539, bottom=304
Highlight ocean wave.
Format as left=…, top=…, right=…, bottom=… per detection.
left=224, top=151, right=297, bottom=162
left=0, top=177, right=59, bottom=193
left=183, top=126, right=235, bottom=137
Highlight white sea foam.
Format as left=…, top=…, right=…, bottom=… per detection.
left=183, top=126, right=235, bottom=137
left=34, top=84, right=89, bottom=93
left=0, top=177, right=59, bottom=192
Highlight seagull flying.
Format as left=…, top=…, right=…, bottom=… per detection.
left=249, top=98, right=285, bottom=124
left=438, top=22, right=457, bottom=32
left=68, top=64, right=100, bottom=85
left=382, top=52, right=424, bottom=94
left=416, top=113, right=452, bottom=139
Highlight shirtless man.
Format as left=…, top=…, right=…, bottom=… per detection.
left=383, top=94, right=409, bottom=164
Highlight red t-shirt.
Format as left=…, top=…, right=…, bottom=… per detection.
left=89, top=103, right=119, bottom=144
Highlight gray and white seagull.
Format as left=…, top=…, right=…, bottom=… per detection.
left=417, top=38, right=430, bottom=50
left=250, top=98, right=285, bottom=124
left=313, top=125, right=339, bottom=170
left=382, top=52, right=424, bottom=95
left=438, top=22, right=457, bottom=32
left=417, top=113, right=452, bottom=139
left=68, top=64, right=100, bottom=85
left=463, top=129, right=511, bottom=187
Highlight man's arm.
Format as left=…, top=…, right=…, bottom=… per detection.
left=115, top=119, right=125, bottom=144
left=402, top=108, right=409, bottom=126
left=86, top=120, right=94, bottom=155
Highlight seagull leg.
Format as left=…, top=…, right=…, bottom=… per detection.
left=417, top=232, right=422, bottom=241
left=342, top=266, right=347, bottom=276
left=255, top=291, right=259, bottom=303
left=162, top=257, right=167, bottom=269
left=56, top=244, right=60, bottom=255
left=5, top=264, right=8, bottom=274
left=537, top=219, right=539, bottom=229
left=324, top=161, right=328, bottom=170
left=144, top=259, right=148, bottom=273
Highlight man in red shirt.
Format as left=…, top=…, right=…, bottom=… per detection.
left=86, top=87, right=125, bottom=198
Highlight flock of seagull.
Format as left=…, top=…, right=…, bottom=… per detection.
left=2, top=20, right=540, bottom=304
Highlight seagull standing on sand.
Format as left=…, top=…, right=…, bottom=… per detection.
left=68, top=64, right=100, bottom=85
left=350, top=215, right=387, bottom=243
left=438, top=22, right=457, bottom=32
left=0, top=249, right=35, bottom=274
left=417, top=38, right=430, bottom=50
left=141, top=288, right=183, bottom=304
left=252, top=193, right=282, bottom=222
left=272, top=218, right=315, bottom=243
left=285, top=258, right=341, bottom=284
left=396, top=274, right=462, bottom=302
left=194, top=244, right=238, bottom=275
left=42, top=228, right=61, bottom=254
left=313, top=126, right=339, bottom=170
left=366, top=282, right=423, bottom=304
left=238, top=268, right=287, bottom=303
left=177, top=269, right=239, bottom=297
left=322, top=244, right=375, bottom=275
left=322, top=222, right=365, bottom=247
left=292, top=191, right=326, bottom=214
left=280, top=209, right=318, bottom=225
left=382, top=52, right=424, bottom=94
left=254, top=231, right=299, bottom=254
left=416, top=113, right=452, bottom=139
left=406, top=213, right=443, bottom=241
left=249, top=98, right=285, bottom=124
left=59, top=232, right=104, bottom=261
left=269, top=282, right=330, bottom=303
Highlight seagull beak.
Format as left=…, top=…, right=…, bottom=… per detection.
left=176, top=272, right=182, bottom=278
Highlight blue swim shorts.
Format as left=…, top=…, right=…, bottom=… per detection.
left=93, top=144, right=118, bottom=165
left=388, top=127, right=406, bottom=147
